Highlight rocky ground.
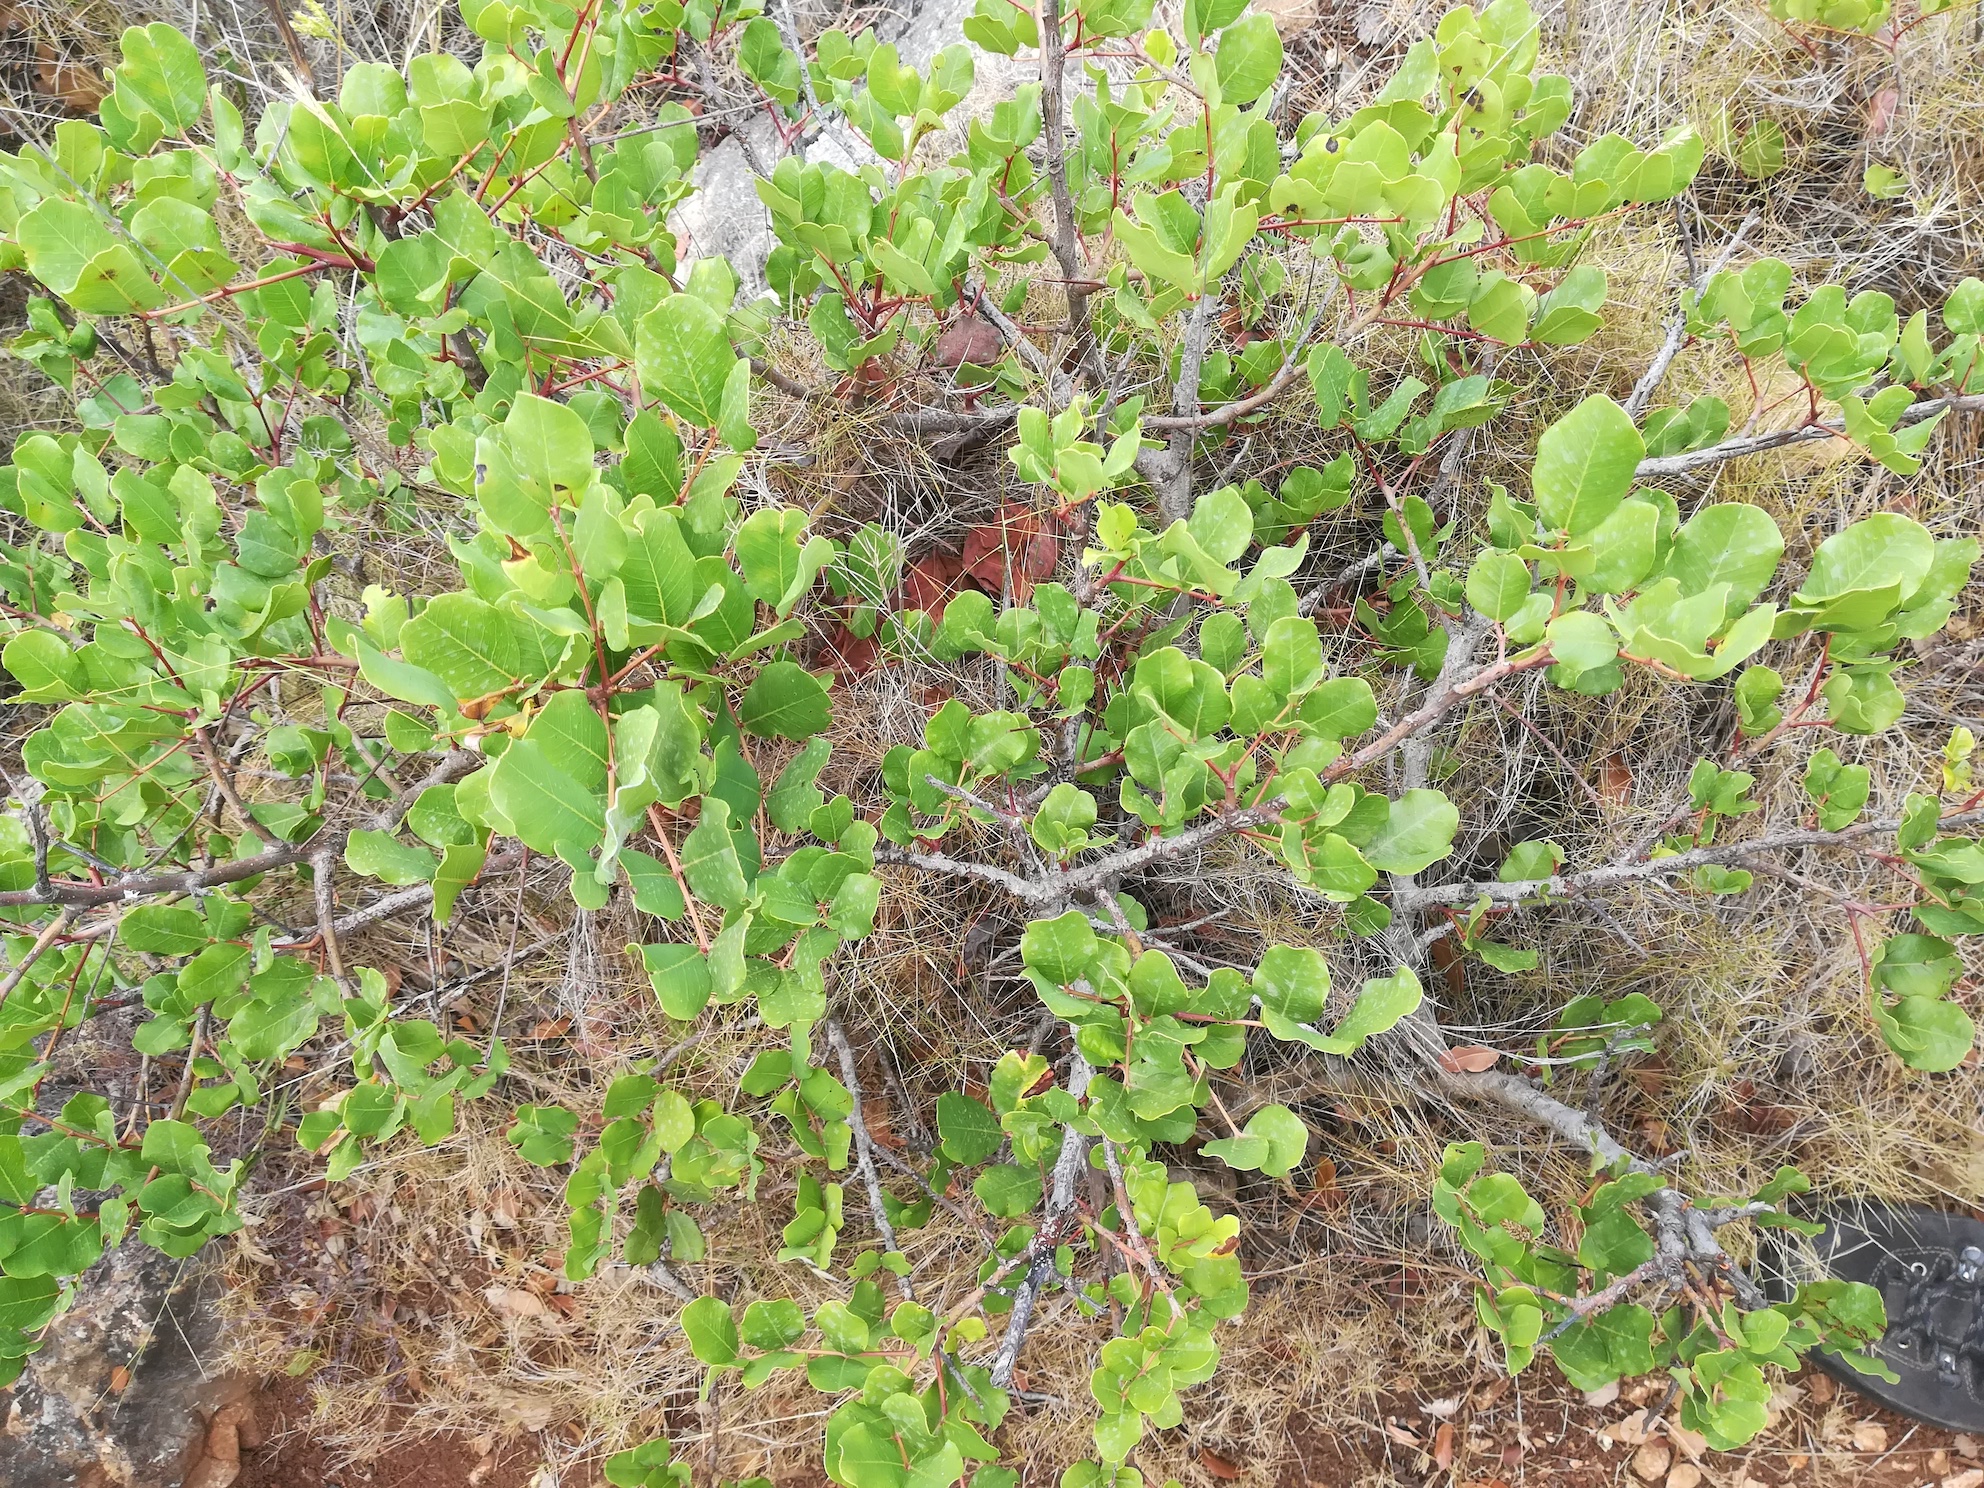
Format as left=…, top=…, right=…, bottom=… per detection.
left=4, top=1239, right=1978, bottom=1488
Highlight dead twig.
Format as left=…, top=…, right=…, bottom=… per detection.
left=824, top=1017, right=914, bottom=1301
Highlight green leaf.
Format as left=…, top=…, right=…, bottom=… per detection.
left=1466, top=550, right=1531, bottom=621
left=971, top=1163, right=1042, bottom=1218
left=1261, top=615, right=1323, bottom=699
left=936, top=1092, right=1003, bottom=1164
left=1662, top=504, right=1784, bottom=615
left=1021, top=910, right=1098, bottom=985
left=1300, top=678, right=1378, bottom=740
left=398, top=593, right=528, bottom=701
left=121, top=905, right=210, bottom=956
left=681, top=1295, right=740, bottom=1365
left=1360, top=790, right=1457, bottom=874
left=1215, top=14, right=1284, bottom=106
left=1500, top=839, right=1565, bottom=882
left=14, top=199, right=114, bottom=297
left=1031, top=782, right=1098, bottom=854
left=734, top=507, right=808, bottom=607
left=734, top=509, right=831, bottom=615
left=1253, top=944, right=1329, bottom=1023
left=116, top=23, right=208, bottom=131
left=356, top=640, right=458, bottom=713
left=490, top=695, right=609, bottom=867
left=2, top=631, right=86, bottom=701
left=1733, top=119, right=1785, bottom=181
left=638, top=943, right=713, bottom=1019
left=1206, top=1102, right=1307, bottom=1177
left=680, top=797, right=750, bottom=910
left=1532, top=396, right=1643, bottom=536
left=506, top=392, right=596, bottom=493
left=1111, top=211, right=1199, bottom=295
left=768, top=737, right=832, bottom=833
left=1945, top=278, right=1984, bottom=335
left=1582, top=498, right=1659, bottom=595
left=638, top=294, right=740, bottom=429
left=1802, top=748, right=1870, bottom=831
left=344, top=829, right=439, bottom=885
left=1876, top=995, right=1975, bottom=1073
left=738, top=662, right=832, bottom=740
left=741, top=1298, right=806, bottom=1350
left=1545, top=610, right=1618, bottom=677
left=506, top=1104, right=578, bottom=1165
left=1322, top=966, right=1422, bottom=1051
left=828, top=872, right=880, bottom=937
left=738, top=18, right=803, bottom=108
left=1863, top=162, right=1909, bottom=200
left=1189, top=485, right=1256, bottom=565
left=1796, top=512, right=1934, bottom=611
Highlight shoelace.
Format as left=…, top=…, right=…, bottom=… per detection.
left=1872, top=1245, right=1984, bottom=1392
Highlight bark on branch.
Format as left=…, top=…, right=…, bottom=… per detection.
left=1635, top=392, right=1984, bottom=479
left=1399, top=806, right=1984, bottom=910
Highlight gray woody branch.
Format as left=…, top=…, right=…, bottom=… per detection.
left=1398, top=806, right=1984, bottom=911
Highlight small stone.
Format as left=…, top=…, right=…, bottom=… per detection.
left=181, top=1461, right=240, bottom=1488
left=1583, top=1381, right=1621, bottom=1409
left=205, top=1402, right=246, bottom=1465
left=1666, top=1466, right=1703, bottom=1488
left=1942, top=1469, right=1984, bottom=1488
left=1632, top=1440, right=1672, bottom=1481
left=1851, top=1421, right=1889, bottom=1453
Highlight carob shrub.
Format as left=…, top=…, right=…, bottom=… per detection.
left=0, top=0, right=1981, bottom=1480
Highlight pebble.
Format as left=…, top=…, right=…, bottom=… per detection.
left=1632, top=1440, right=1672, bottom=1481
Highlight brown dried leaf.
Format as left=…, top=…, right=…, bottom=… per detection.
left=1596, top=750, right=1634, bottom=805
left=1673, top=1437, right=1717, bottom=1470
left=901, top=551, right=966, bottom=619
left=492, top=1389, right=558, bottom=1431
left=1254, top=0, right=1321, bottom=33
left=1297, top=1157, right=1345, bottom=1211
left=1601, top=1409, right=1650, bottom=1447
left=1851, top=1421, right=1888, bottom=1453
left=932, top=314, right=1005, bottom=370
left=33, top=47, right=107, bottom=108
left=1439, top=1045, right=1502, bottom=1073
left=484, top=1286, right=549, bottom=1318
left=958, top=503, right=1061, bottom=602
left=818, top=624, right=879, bottom=678
left=1199, top=1448, right=1243, bottom=1480
left=1866, top=86, right=1898, bottom=138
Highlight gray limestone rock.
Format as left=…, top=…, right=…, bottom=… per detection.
left=0, top=1246, right=230, bottom=1488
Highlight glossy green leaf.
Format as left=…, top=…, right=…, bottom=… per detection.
left=1532, top=396, right=1643, bottom=536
